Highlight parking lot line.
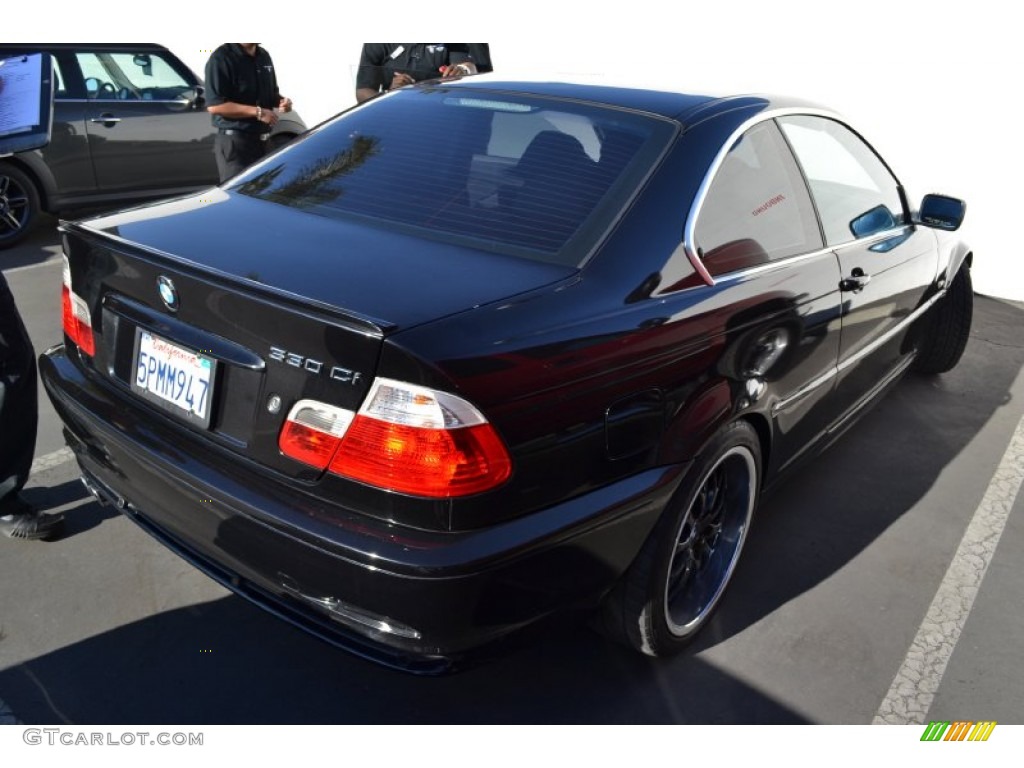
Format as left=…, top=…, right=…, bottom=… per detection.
left=873, top=412, right=1024, bottom=724
left=1, top=257, right=62, bottom=275
left=29, top=447, right=75, bottom=476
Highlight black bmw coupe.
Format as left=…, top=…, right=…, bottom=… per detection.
left=41, top=76, right=972, bottom=672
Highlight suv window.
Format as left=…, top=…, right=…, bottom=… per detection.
left=76, top=50, right=193, bottom=101
left=778, top=115, right=905, bottom=245
left=231, top=89, right=675, bottom=264
left=694, top=120, right=822, bottom=276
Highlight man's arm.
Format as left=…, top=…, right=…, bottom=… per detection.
left=206, top=101, right=279, bottom=125
left=265, top=50, right=292, bottom=112
left=355, top=44, right=389, bottom=103
left=204, top=48, right=279, bottom=125
left=446, top=44, right=492, bottom=75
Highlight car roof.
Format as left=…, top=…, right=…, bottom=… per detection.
left=0, top=43, right=168, bottom=52
left=427, top=73, right=828, bottom=126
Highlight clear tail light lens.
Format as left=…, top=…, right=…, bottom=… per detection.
left=278, top=400, right=355, bottom=470
left=61, top=255, right=95, bottom=357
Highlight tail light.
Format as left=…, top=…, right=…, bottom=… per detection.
left=278, top=378, right=511, bottom=498
left=61, top=255, right=95, bottom=357
left=278, top=400, right=354, bottom=470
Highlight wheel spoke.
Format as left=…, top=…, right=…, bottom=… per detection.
left=667, top=549, right=695, bottom=601
left=2, top=209, right=23, bottom=230
left=662, top=442, right=758, bottom=638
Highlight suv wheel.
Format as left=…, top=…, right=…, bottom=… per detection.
left=0, top=162, right=41, bottom=250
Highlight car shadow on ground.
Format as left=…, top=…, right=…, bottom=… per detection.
left=0, top=216, right=61, bottom=271
left=695, top=294, right=1024, bottom=652
left=0, top=590, right=807, bottom=724
left=0, top=296, right=1019, bottom=725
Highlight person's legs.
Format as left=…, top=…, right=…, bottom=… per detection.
left=0, top=272, right=62, bottom=540
left=214, top=132, right=268, bottom=183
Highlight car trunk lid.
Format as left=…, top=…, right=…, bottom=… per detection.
left=60, top=194, right=573, bottom=487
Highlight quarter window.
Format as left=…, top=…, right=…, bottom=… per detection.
left=694, top=121, right=822, bottom=277
left=778, top=115, right=905, bottom=245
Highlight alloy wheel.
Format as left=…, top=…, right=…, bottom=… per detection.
left=664, top=445, right=757, bottom=636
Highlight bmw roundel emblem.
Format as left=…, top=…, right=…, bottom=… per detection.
left=157, top=276, right=179, bottom=312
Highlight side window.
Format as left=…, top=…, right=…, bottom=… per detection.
left=76, top=51, right=192, bottom=101
left=694, top=120, right=822, bottom=276
left=778, top=115, right=905, bottom=245
left=51, top=57, right=67, bottom=98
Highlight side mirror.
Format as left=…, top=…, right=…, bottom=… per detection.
left=850, top=204, right=896, bottom=239
left=918, top=194, right=966, bottom=231
left=171, top=87, right=205, bottom=111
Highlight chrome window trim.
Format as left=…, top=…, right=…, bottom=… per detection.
left=682, top=107, right=906, bottom=289
left=710, top=222, right=915, bottom=287
left=829, top=224, right=914, bottom=253
left=57, top=98, right=196, bottom=105
left=709, top=244, right=837, bottom=286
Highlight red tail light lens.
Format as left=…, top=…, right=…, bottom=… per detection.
left=330, top=415, right=511, bottom=497
left=330, top=378, right=511, bottom=498
left=277, top=379, right=512, bottom=498
left=61, top=257, right=95, bottom=357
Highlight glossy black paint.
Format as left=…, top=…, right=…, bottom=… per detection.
left=41, top=80, right=971, bottom=669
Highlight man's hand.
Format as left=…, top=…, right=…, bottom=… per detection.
left=278, top=96, right=293, bottom=113
left=257, top=106, right=280, bottom=127
left=439, top=62, right=477, bottom=78
left=389, top=72, right=416, bottom=91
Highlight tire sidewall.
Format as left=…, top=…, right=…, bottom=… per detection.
left=0, top=162, right=41, bottom=249
left=640, top=420, right=761, bottom=653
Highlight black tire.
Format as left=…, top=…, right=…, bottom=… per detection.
left=0, top=162, right=41, bottom=250
left=597, top=420, right=761, bottom=656
left=913, top=264, right=973, bottom=374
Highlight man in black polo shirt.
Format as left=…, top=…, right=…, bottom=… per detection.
left=355, top=44, right=492, bottom=103
left=204, top=43, right=294, bottom=182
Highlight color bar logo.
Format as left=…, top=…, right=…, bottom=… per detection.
left=920, top=721, right=997, bottom=741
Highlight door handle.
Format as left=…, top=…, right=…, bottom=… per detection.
left=840, top=268, right=871, bottom=292
left=89, top=114, right=122, bottom=125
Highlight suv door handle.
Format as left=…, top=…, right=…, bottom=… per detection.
left=90, top=114, right=122, bottom=125
left=840, top=268, right=871, bottom=292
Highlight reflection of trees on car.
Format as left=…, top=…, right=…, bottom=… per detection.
left=236, top=135, right=380, bottom=208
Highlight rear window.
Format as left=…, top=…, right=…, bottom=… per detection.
left=229, top=87, right=676, bottom=265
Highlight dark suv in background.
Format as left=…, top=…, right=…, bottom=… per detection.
left=0, top=43, right=307, bottom=249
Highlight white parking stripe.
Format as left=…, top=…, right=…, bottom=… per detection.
left=30, top=447, right=75, bottom=475
left=873, top=413, right=1024, bottom=724
left=1, top=257, right=62, bottom=275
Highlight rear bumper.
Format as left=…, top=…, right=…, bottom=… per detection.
left=41, top=345, right=686, bottom=672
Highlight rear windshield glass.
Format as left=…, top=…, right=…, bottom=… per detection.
left=229, top=87, right=676, bottom=265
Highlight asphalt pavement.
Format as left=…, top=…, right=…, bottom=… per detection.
left=1, top=219, right=1022, bottom=724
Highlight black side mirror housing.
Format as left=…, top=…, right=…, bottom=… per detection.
left=918, top=194, right=966, bottom=231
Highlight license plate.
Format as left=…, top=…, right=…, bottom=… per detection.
left=131, top=330, right=216, bottom=428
